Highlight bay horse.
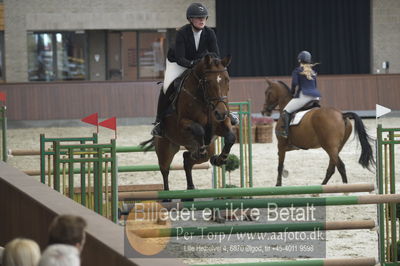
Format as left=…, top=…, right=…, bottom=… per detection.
left=141, top=54, right=235, bottom=191
left=261, top=79, right=375, bottom=186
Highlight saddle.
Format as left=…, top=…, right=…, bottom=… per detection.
left=165, top=69, right=191, bottom=116
left=297, top=100, right=320, bottom=112
left=290, top=100, right=320, bottom=125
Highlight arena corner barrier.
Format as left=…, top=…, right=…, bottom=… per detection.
left=0, top=161, right=187, bottom=266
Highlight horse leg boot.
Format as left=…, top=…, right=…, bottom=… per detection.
left=210, top=129, right=236, bottom=166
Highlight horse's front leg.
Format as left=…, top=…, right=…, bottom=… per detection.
left=210, top=120, right=236, bottom=166
left=179, top=118, right=208, bottom=160
left=276, top=140, right=287, bottom=186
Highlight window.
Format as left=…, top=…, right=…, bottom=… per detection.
left=27, top=33, right=54, bottom=81
left=28, top=32, right=87, bottom=81
left=138, top=32, right=167, bottom=79
left=106, top=30, right=167, bottom=81
left=56, top=32, right=86, bottom=80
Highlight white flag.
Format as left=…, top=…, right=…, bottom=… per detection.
left=376, top=104, right=391, bottom=118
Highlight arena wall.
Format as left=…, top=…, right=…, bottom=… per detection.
left=0, top=74, right=398, bottom=121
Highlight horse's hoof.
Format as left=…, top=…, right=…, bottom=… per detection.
left=210, top=155, right=219, bottom=166
left=210, top=155, right=227, bottom=166
left=275, top=183, right=282, bottom=187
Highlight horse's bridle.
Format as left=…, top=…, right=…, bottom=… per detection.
left=183, top=68, right=229, bottom=111
left=263, top=89, right=279, bottom=113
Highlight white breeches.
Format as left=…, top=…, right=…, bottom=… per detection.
left=162, top=59, right=187, bottom=93
left=283, top=91, right=319, bottom=113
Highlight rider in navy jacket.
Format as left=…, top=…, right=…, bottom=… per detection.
left=291, top=66, right=321, bottom=98
left=279, top=51, right=321, bottom=138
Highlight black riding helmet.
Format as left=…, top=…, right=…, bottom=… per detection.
left=297, top=51, right=312, bottom=63
left=186, top=3, right=209, bottom=19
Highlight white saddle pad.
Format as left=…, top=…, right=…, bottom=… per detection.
left=290, top=109, right=312, bottom=126
left=162, top=59, right=187, bottom=93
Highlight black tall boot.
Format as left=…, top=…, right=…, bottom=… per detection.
left=280, top=111, right=291, bottom=138
left=151, top=90, right=169, bottom=137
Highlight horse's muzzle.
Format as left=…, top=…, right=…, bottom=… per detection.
left=214, top=110, right=228, bottom=122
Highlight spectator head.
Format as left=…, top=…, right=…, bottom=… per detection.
left=48, top=215, right=87, bottom=252
left=2, top=238, right=40, bottom=266
left=38, top=244, right=80, bottom=266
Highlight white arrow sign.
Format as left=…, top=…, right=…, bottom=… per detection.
left=376, top=104, right=391, bottom=118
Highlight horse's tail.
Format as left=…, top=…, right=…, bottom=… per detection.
left=343, top=112, right=375, bottom=169
left=139, top=137, right=155, bottom=152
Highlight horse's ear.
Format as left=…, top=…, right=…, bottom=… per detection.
left=204, top=54, right=213, bottom=67
left=221, top=55, right=232, bottom=67
left=265, top=78, right=272, bottom=86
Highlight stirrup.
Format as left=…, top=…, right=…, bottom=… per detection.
left=229, top=112, right=239, bottom=125
left=151, top=122, right=163, bottom=137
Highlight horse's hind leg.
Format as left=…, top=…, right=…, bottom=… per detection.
left=322, top=159, right=336, bottom=185
left=156, top=138, right=180, bottom=191
left=336, top=157, right=347, bottom=183
left=321, top=150, right=348, bottom=185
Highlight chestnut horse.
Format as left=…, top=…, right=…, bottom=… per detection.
left=261, top=80, right=374, bottom=186
left=141, top=54, right=235, bottom=191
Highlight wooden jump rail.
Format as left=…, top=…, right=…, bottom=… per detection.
left=122, top=193, right=400, bottom=213
left=23, top=162, right=210, bottom=176
left=118, top=183, right=375, bottom=201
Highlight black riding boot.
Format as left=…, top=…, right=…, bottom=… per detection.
left=151, top=90, right=169, bottom=137
left=280, top=111, right=291, bottom=138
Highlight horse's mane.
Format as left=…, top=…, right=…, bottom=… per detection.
left=277, top=80, right=291, bottom=94
left=199, top=51, right=219, bottom=60
left=193, top=52, right=222, bottom=70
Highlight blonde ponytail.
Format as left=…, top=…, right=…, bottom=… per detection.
left=299, top=63, right=318, bottom=80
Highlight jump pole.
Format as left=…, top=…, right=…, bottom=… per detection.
left=123, top=193, right=400, bottom=211
left=118, top=183, right=375, bottom=200
left=24, top=163, right=209, bottom=176
left=129, top=220, right=376, bottom=238
left=192, top=257, right=377, bottom=266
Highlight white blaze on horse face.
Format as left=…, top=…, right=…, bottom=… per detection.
left=217, top=75, right=222, bottom=83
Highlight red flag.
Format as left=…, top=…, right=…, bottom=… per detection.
left=81, top=113, right=98, bottom=126
left=99, top=117, right=117, bottom=130
left=0, top=92, right=6, bottom=102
